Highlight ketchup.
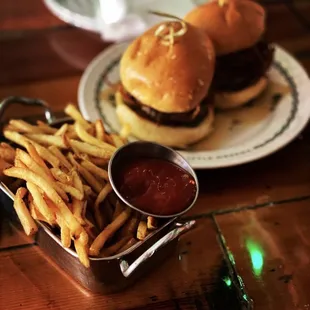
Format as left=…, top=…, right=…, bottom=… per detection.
left=116, top=158, right=197, bottom=215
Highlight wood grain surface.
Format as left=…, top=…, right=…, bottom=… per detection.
left=1, top=0, right=310, bottom=309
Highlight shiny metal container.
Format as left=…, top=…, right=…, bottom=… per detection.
left=109, top=141, right=199, bottom=218
left=0, top=96, right=196, bottom=293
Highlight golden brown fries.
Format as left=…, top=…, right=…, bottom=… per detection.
left=15, top=149, right=69, bottom=201
left=95, top=119, right=105, bottom=141
left=94, top=183, right=112, bottom=229
left=81, top=160, right=109, bottom=181
left=26, top=182, right=55, bottom=224
left=83, top=185, right=96, bottom=199
left=14, top=188, right=38, bottom=236
left=56, top=215, right=71, bottom=248
left=50, top=168, right=72, bottom=184
left=14, top=158, right=27, bottom=169
left=75, top=122, right=116, bottom=152
left=1, top=142, right=14, bottom=150
left=118, top=212, right=140, bottom=238
left=32, top=143, right=60, bottom=168
left=36, top=121, right=58, bottom=134
left=48, top=146, right=72, bottom=170
left=118, top=237, right=138, bottom=254
left=9, top=119, right=44, bottom=134
left=71, top=170, right=85, bottom=225
left=137, top=221, right=148, bottom=240
left=4, top=167, right=83, bottom=237
left=1, top=103, right=160, bottom=267
left=94, top=183, right=112, bottom=209
left=55, top=123, right=69, bottom=136
left=147, top=216, right=158, bottom=231
left=89, top=208, right=131, bottom=256
left=25, top=134, right=67, bottom=149
left=64, top=104, right=91, bottom=129
left=88, top=157, right=108, bottom=167
left=56, top=181, right=83, bottom=200
left=74, top=238, right=90, bottom=268
left=26, top=142, right=53, bottom=180
left=101, top=236, right=131, bottom=257
left=110, top=134, right=125, bottom=148
left=0, top=145, right=15, bottom=164
left=68, top=153, right=103, bottom=193
left=16, top=149, right=53, bottom=182
left=30, top=199, right=48, bottom=223
left=113, top=200, right=123, bottom=220
left=4, top=130, right=30, bottom=148
left=69, top=140, right=113, bottom=159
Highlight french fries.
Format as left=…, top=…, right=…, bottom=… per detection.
left=0, top=103, right=160, bottom=268
left=112, top=200, right=123, bottom=220
left=74, top=238, right=90, bottom=268
left=32, top=143, right=60, bottom=168
left=95, top=119, right=105, bottom=141
left=48, top=145, right=72, bottom=170
left=26, top=182, right=55, bottom=224
left=25, top=134, right=67, bottom=148
left=68, top=153, right=103, bottom=194
left=14, top=188, right=38, bottom=236
left=94, top=183, right=112, bottom=229
left=0, top=145, right=15, bottom=164
left=50, top=168, right=72, bottom=184
left=9, top=119, right=44, bottom=134
left=69, top=139, right=113, bottom=159
left=147, top=216, right=158, bottom=231
left=81, top=160, right=109, bottom=181
left=57, top=215, right=71, bottom=248
left=36, top=121, right=58, bottom=134
left=75, top=122, right=116, bottom=152
left=118, top=237, right=138, bottom=253
left=55, top=123, right=69, bottom=136
left=26, top=143, right=53, bottom=180
left=64, top=104, right=91, bottom=129
left=89, top=208, right=131, bottom=256
left=137, top=221, right=148, bottom=240
left=71, top=170, right=85, bottom=225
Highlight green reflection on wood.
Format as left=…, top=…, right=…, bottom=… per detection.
left=246, top=238, right=264, bottom=277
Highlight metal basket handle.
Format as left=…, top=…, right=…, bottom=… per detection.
left=119, top=220, right=196, bottom=278
left=0, top=96, right=55, bottom=125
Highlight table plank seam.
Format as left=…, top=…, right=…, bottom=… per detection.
left=0, top=242, right=36, bottom=253
left=211, top=214, right=254, bottom=310
left=182, top=194, right=310, bottom=221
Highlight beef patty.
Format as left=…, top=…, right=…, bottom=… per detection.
left=212, top=40, right=275, bottom=93
left=118, top=85, right=211, bottom=128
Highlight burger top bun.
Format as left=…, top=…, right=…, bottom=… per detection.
left=120, top=20, right=215, bottom=113
left=184, top=0, right=266, bottom=55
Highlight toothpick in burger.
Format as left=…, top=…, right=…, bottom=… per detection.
left=115, top=13, right=215, bottom=148
left=185, top=0, right=274, bottom=109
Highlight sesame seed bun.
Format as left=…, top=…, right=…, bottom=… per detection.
left=120, top=20, right=215, bottom=113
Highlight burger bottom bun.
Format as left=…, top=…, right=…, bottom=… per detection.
left=214, top=77, right=268, bottom=110
left=116, top=103, right=215, bottom=148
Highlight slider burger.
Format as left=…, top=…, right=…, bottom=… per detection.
left=185, top=0, right=274, bottom=109
left=115, top=15, right=215, bottom=148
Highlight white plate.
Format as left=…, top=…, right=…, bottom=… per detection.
left=44, top=0, right=196, bottom=33
left=78, top=43, right=310, bottom=169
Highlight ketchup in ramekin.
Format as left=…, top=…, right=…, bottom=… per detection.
left=115, top=158, right=197, bottom=216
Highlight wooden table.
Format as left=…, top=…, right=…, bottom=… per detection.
left=1, top=1, right=310, bottom=309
